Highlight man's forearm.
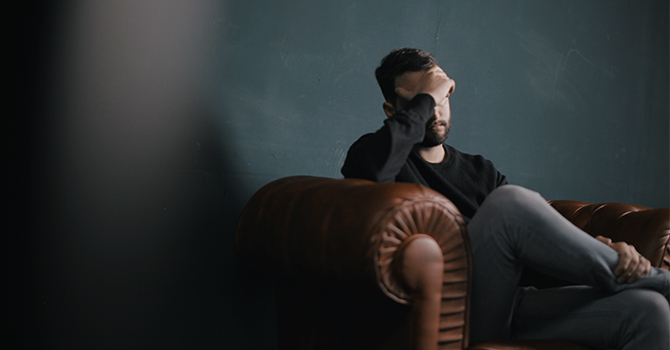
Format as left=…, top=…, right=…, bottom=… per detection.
left=341, top=94, right=435, bottom=182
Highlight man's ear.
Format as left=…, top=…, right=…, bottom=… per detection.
left=382, top=101, right=396, bottom=118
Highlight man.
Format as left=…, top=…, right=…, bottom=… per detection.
left=341, top=48, right=670, bottom=349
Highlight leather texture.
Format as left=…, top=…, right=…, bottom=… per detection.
left=235, top=176, right=669, bottom=350
left=236, top=176, right=470, bottom=349
left=549, top=200, right=670, bottom=269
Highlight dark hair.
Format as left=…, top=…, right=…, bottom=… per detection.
left=375, top=48, right=438, bottom=105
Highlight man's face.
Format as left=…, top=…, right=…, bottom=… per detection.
left=394, top=69, right=452, bottom=147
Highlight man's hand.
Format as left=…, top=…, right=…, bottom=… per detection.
left=595, top=235, right=651, bottom=283
left=395, top=66, right=455, bottom=105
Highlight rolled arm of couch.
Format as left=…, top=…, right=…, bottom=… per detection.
left=550, top=200, right=670, bottom=269
left=235, top=175, right=469, bottom=303
left=235, top=176, right=473, bottom=349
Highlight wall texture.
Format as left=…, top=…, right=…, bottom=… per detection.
left=9, top=0, right=668, bottom=349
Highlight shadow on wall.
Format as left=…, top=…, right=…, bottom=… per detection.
left=9, top=1, right=276, bottom=349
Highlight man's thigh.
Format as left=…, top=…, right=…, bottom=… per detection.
left=513, top=286, right=669, bottom=349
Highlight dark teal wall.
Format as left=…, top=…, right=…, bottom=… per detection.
left=213, top=0, right=669, bottom=206
left=9, top=1, right=668, bottom=349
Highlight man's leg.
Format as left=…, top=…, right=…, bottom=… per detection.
left=466, top=185, right=670, bottom=343
left=513, top=286, right=670, bottom=350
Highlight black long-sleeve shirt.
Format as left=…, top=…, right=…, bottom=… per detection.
left=341, top=94, right=507, bottom=221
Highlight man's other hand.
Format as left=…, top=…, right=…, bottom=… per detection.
left=595, top=235, right=652, bottom=284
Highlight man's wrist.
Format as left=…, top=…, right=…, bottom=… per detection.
left=406, top=93, right=436, bottom=119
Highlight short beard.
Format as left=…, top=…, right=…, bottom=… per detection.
left=420, top=121, right=450, bottom=147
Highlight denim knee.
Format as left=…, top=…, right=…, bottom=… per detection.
left=478, top=185, right=546, bottom=219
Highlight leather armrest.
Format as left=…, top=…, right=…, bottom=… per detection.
left=236, top=176, right=472, bottom=349
left=235, top=175, right=468, bottom=302
left=549, top=200, right=670, bottom=268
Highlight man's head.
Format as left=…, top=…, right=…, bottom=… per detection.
left=375, top=48, right=438, bottom=107
left=376, top=48, right=453, bottom=147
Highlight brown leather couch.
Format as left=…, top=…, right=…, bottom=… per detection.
left=235, top=176, right=670, bottom=350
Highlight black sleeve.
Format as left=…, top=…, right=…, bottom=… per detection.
left=496, top=171, right=508, bottom=187
left=341, top=94, right=435, bottom=182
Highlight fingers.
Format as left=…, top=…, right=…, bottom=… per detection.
left=420, top=67, right=453, bottom=104
left=444, top=79, right=456, bottom=97
left=395, top=66, right=455, bottom=105
left=613, top=242, right=633, bottom=281
left=627, top=257, right=652, bottom=284
left=595, top=235, right=612, bottom=245
left=611, top=242, right=650, bottom=283
left=622, top=254, right=651, bottom=284
left=395, top=86, right=414, bottom=102
left=642, top=258, right=652, bottom=278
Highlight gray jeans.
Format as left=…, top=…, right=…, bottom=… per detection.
left=467, top=185, right=670, bottom=349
